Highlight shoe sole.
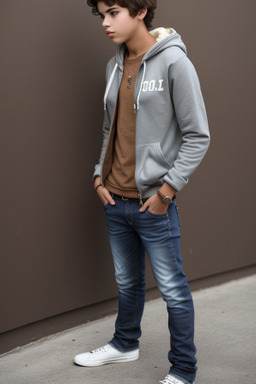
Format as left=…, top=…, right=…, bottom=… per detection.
left=74, top=354, right=139, bottom=367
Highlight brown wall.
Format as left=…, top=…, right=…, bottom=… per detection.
left=0, top=0, right=256, bottom=352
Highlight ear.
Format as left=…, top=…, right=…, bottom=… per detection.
left=137, top=7, right=148, bottom=22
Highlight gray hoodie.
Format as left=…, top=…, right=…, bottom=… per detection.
left=94, top=28, right=210, bottom=199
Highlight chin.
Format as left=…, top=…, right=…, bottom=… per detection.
left=112, top=36, right=125, bottom=45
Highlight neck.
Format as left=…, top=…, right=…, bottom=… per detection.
left=125, top=27, right=156, bottom=59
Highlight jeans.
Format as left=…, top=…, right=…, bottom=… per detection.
left=104, top=197, right=197, bottom=384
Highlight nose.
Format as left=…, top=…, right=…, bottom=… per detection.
left=102, top=16, right=110, bottom=28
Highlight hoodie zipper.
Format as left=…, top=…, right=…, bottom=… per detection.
left=136, top=61, right=147, bottom=112
left=134, top=61, right=147, bottom=201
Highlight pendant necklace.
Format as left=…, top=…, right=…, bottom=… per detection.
left=125, top=50, right=145, bottom=90
left=125, top=54, right=133, bottom=89
left=125, top=59, right=134, bottom=89
left=127, top=75, right=132, bottom=89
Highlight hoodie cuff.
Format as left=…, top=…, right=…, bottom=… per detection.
left=163, top=169, right=189, bottom=192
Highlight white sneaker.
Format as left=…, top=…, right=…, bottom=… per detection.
left=74, top=344, right=139, bottom=367
left=159, top=374, right=194, bottom=384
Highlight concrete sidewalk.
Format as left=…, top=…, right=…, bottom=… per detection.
left=0, top=275, right=255, bottom=384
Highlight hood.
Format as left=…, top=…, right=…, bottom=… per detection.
left=103, top=28, right=187, bottom=110
left=115, top=28, right=187, bottom=68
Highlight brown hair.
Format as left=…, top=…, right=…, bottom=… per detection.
left=87, top=0, right=157, bottom=29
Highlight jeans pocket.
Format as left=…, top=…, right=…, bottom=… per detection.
left=146, top=209, right=168, bottom=218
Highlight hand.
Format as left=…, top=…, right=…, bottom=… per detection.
left=97, top=186, right=116, bottom=206
left=94, top=177, right=115, bottom=206
left=139, top=193, right=168, bottom=214
left=139, top=182, right=176, bottom=214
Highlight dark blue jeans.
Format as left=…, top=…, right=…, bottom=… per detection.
left=104, top=197, right=197, bottom=384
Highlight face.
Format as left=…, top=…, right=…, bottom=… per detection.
left=97, top=2, right=145, bottom=45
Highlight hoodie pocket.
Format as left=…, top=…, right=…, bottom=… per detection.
left=136, top=142, right=171, bottom=190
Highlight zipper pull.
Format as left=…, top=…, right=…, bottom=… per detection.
left=134, top=103, right=137, bottom=115
left=138, top=193, right=143, bottom=206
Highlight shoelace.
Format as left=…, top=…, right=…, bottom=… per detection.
left=91, top=345, right=112, bottom=355
left=159, top=375, right=184, bottom=384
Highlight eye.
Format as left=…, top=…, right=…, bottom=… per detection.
left=110, top=11, right=118, bottom=16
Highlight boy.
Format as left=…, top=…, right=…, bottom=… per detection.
left=74, top=1, right=210, bottom=383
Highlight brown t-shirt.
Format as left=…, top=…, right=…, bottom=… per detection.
left=105, top=53, right=144, bottom=198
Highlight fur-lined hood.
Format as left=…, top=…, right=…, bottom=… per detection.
left=115, top=28, right=187, bottom=69
left=103, top=28, right=187, bottom=110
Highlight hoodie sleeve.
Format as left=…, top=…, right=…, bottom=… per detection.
left=164, top=55, right=210, bottom=191
left=93, top=61, right=114, bottom=180
left=93, top=112, right=111, bottom=180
